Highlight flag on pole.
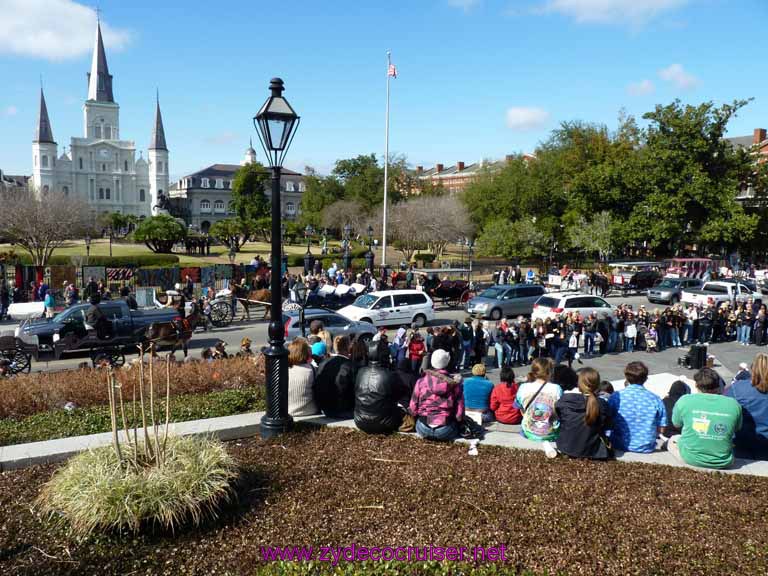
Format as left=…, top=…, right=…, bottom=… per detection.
left=388, top=63, right=398, bottom=78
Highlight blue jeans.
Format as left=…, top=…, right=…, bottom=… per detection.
left=584, top=332, right=595, bottom=356
left=519, top=342, right=530, bottom=363
left=625, top=337, right=635, bottom=353
left=738, top=325, right=752, bottom=344
left=416, top=419, right=458, bottom=441
left=682, top=321, right=693, bottom=344
left=494, top=343, right=504, bottom=367
left=461, top=340, right=472, bottom=369
left=607, top=330, right=617, bottom=353
left=670, top=329, right=681, bottom=347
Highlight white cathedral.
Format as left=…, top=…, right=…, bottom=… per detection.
left=31, top=20, right=168, bottom=218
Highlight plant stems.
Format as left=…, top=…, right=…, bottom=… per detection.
left=149, top=346, right=161, bottom=464
left=162, top=353, right=171, bottom=454
left=107, top=369, right=123, bottom=464
left=138, top=346, right=152, bottom=460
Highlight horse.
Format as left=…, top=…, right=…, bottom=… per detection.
left=231, top=284, right=272, bottom=321
left=144, top=310, right=205, bottom=358
left=588, top=272, right=610, bottom=297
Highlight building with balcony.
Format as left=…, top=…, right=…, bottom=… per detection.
left=727, top=128, right=768, bottom=202
left=168, top=144, right=305, bottom=233
left=409, top=153, right=536, bottom=195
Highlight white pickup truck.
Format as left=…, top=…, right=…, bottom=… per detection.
left=681, top=281, right=756, bottom=307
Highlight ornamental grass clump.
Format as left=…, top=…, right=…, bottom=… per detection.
left=36, top=345, right=238, bottom=537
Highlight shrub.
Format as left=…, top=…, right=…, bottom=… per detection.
left=37, top=435, right=237, bottom=536
left=0, top=387, right=262, bottom=446
left=416, top=252, right=437, bottom=263
left=0, top=356, right=263, bottom=420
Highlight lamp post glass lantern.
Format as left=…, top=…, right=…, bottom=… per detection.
left=303, top=224, right=315, bottom=274
left=253, top=77, right=300, bottom=439
left=294, top=281, right=309, bottom=337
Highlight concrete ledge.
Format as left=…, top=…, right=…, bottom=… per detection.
left=3, top=411, right=768, bottom=477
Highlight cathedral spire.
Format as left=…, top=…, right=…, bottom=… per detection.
left=87, top=20, right=114, bottom=102
left=34, top=87, right=55, bottom=143
left=149, top=93, right=167, bottom=151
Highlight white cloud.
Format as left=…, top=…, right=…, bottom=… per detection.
left=448, top=0, right=481, bottom=12
left=2, top=105, right=18, bottom=116
left=0, top=0, right=131, bottom=61
left=540, top=0, right=688, bottom=25
left=626, top=79, right=655, bottom=96
left=658, top=63, right=699, bottom=90
left=505, top=107, right=550, bottom=131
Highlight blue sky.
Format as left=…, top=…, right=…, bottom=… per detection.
left=1, top=0, right=766, bottom=179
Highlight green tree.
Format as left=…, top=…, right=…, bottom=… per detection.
left=209, top=218, right=250, bottom=250
left=567, top=211, right=614, bottom=262
left=332, top=153, right=403, bottom=210
left=133, top=214, right=187, bottom=253
left=298, top=175, right=344, bottom=228
left=477, top=218, right=550, bottom=261
left=231, top=163, right=270, bottom=223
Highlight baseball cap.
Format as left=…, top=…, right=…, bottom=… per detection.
left=311, top=341, right=327, bottom=357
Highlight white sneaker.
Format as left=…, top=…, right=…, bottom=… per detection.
left=468, top=440, right=479, bottom=456
left=543, top=440, right=557, bottom=459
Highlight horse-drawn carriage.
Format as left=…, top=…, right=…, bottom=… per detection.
left=599, top=261, right=663, bottom=297
left=416, top=268, right=476, bottom=308
left=0, top=332, right=36, bottom=375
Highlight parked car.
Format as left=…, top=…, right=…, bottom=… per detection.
left=337, top=290, right=435, bottom=327
left=283, top=308, right=376, bottom=341
left=647, top=277, right=703, bottom=305
left=466, top=284, right=546, bottom=320
left=681, top=281, right=757, bottom=307
left=532, top=293, right=613, bottom=321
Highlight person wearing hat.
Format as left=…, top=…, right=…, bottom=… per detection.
left=354, top=340, right=402, bottom=434
left=238, top=337, right=253, bottom=357
left=408, top=348, right=464, bottom=441
left=311, top=340, right=328, bottom=365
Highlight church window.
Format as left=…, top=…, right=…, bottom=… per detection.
left=104, top=126, right=111, bottom=139
left=63, top=186, right=69, bottom=195
left=116, top=181, right=121, bottom=201
left=215, top=178, right=223, bottom=189
left=99, top=188, right=104, bottom=200
left=124, top=160, right=128, bottom=172
left=298, top=181, right=306, bottom=192
left=214, top=200, right=225, bottom=213
left=94, top=125, right=102, bottom=139
left=139, top=189, right=146, bottom=202
left=286, top=201, right=296, bottom=215
left=79, top=157, right=83, bottom=170
left=89, top=180, right=95, bottom=200
left=102, top=164, right=107, bottom=172
left=201, top=178, right=210, bottom=188
left=105, top=188, right=111, bottom=200
left=286, top=181, right=295, bottom=192
left=42, top=185, right=49, bottom=194
left=42, top=155, right=48, bottom=168
left=200, top=199, right=211, bottom=212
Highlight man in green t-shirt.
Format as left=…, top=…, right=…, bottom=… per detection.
left=669, top=368, right=742, bottom=469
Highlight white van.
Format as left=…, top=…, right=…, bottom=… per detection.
left=337, top=290, right=435, bottom=327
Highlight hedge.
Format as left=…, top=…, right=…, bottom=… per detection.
left=10, top=254, right=180, bottom=266
left=0, top=387, right=262, bottom=446
left=287, top=255, right=369, bottom=270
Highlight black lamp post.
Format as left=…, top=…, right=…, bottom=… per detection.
left=343, top=223, right=353, bottom=272
left=280, top=223, right=288, bottom=274
left=303, top=224, right=315, bottom=275
left=108, top=227, right=113, bottom=258
left=466, top=238, right=474, bottom=287
left=294, top=281, right=309, bottom=337
left=365, top=224, right=375, bottom=272
left=253, top=77, right=300, bottom=439
left=85, top=234, right=92, bottom=260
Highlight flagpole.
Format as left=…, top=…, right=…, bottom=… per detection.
left=382, top=50, right=391, bottom=267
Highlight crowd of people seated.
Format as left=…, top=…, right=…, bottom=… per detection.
left=275, top=317, right=768, bottom=469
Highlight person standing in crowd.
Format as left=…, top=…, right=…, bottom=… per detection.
left=490, top=366, right=522, bottom=424
left=287, top=338, right=319, bottom=417
left=668, top=368, right=742, bottom=469
left=409, top=349, right=464, bottom=442
left=354, top=341, right=403, bottom=434
left=43, top=289, right=55, bottom=319
left=459, top=317, right=474, bottom=370
left=662, top=380, right=690, bottom=436
left=83, top=276, right=99, bottom=301
left=0, top=281, right=10, bottom=321
left=608, top=361, right=667, bottom=453
left=553, top=367, right=612, bottom=460
left=463, top=364, right=495, bottom=423
left=726, top=353, right=768, bottom=459
left=184, top=274, right=195, bottom=299
left=514, top=358, right=562, bottom=457
left=314, top=335, right=356, bottom=419
left=407, top=331, right=426, bottom=374
left=584, top=312, right=598, bottom=358
left=472, top=320, right=489, bottom=366
left=120, top=286, right=138, bottom=310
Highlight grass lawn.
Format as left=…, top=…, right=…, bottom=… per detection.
left=1, top=425, right=767, bottom=575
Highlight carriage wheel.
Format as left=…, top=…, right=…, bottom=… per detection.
left=210, top=302, right=233, bottom=327
left=1, top=349, right=32, bottom=375
left=92, top=350, right=125, bottom=368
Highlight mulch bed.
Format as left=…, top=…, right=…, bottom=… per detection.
left=2, top=425, right=768, bottom=575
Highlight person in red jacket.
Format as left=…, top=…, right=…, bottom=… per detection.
left=490, top=366, right=522, bottom=424
left=408, top=332, right=427, bottom=375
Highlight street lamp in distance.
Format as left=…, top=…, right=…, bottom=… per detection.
left=85, top=234, right=92, bottom=260
left=293, top=280, right=310, bottom=337
left=365, top=224, right=375, bottom=272
left=108, top=227, right=113, bottom=258
left=343, top=223, right=353, bottom=272
left=303, top=224, right=315, bottom=275
left=253, top=77, right=300, bottom=439
left=466, top=237, right=475, bottom=287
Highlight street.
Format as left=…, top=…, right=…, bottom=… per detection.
left=1, top=291, right=759, bottom=381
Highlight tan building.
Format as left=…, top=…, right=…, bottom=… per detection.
left=410, top=153, right=536, bottom=195
left=727, top=128, right=768, bottom=202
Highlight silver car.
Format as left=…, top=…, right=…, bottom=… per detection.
left=283, top=308, right=376, bottom=341
left=647, top=277, right=703, bottom=305
left=466, top=284, right=546, bottom=320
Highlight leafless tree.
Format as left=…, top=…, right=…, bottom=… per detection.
left=0, top=188, right=91, bottom=266
left=321, top=199, right=368, bottom=234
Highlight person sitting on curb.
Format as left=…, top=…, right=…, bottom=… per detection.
left=463, top=364, right=495, bottom=424
left=354, top=341, right=403, bottom=434
left=668, top=367, right=742, bottom=469
left=608, top=361, right=667, bottom=453
left=490, top=366, right=522, bottom=425
left=554, top=367, right=612, bottom=460
left=315, top=335, right=356, bottom=419
left=726, top=353, right=768, bottom=460
left=514, top=358, right=562, bottom=458
left=409, top=349, right=464, bottom=442
left=287, top=338, right=320, bottom=417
